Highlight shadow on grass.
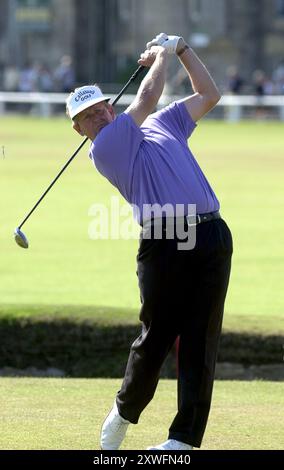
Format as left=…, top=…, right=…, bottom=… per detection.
left=0, top=304, right=283, bottom=379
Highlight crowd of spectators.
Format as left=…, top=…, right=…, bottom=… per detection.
left=0, top=55, right=76, bottom=93
left=225, top=62, right=284, bottom=95
left=0, top=56, right=283, bottom=120
left=1, top=57, right=284, bottom=97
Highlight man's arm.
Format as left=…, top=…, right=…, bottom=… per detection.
left=126, top=46, right=168, bottom=127
left=176, top=38, right=221, bottom=122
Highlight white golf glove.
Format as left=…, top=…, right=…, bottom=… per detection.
left=146, top=33, right=182, bottom=54
left=146, top=33, right=168, bottom=49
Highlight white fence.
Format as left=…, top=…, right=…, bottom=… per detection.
left=0, top=91, right=284, bottom=121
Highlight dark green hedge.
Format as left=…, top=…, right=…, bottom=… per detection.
left=0, top=317, right=282, bottom=377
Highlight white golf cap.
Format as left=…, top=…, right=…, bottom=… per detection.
left=66, top=85, right=111, bottom=119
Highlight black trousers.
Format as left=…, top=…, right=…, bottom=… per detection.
left=116, top=217, right=233, bottom=447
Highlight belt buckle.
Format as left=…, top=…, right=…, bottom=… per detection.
left=186, top=214, right=200, bottom=226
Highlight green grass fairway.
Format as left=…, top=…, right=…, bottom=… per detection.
left=0, top=378, right=283, bottom=450
left=0, top=117, right=283, bottom=334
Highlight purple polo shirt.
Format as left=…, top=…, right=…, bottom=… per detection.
left=89, top=100, right=219, bottom=224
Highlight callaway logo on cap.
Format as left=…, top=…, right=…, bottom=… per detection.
left=66, top=85, right=110, bottom=119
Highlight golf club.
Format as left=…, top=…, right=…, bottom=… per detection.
left=14, top=65, right=145, bottom=249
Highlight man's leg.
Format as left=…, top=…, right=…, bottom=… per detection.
left=117, top=237, right=179, bottom=422
left=102, top=235, right=179, bottom=451
left=101, top=318, right=178, bottom=449
left=168, top=219, right=233, bottom=447
left=117, top=321, right=178, bottom=422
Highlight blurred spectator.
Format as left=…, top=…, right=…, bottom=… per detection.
left=18, top=62, right=38, bottom=92
left=252, top=69, right=274, bottom=95
left=272, top=61, right=284, bottom=94
left=54, top=55, right=75, bottom=92
left=225, top=65, right=244, bottom=94
left=251, top=69, right=275, bottom=119
left=3, top=64, right=19, bottom=91
left=35, top=64, right=54, bottom=92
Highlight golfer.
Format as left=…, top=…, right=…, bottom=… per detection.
left=66, top=33, right=233, bottom=450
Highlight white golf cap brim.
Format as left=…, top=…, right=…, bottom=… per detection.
left=66, top=85, right=111, bottom=119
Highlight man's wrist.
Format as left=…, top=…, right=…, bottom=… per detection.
left=176, top=37, right=186, bottom=55
left=177, top=44, right=190, bottom=57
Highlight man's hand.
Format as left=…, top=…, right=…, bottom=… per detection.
left=146, top=33, right=184, bottom=55
left=138, top=46, right=167, bottom=68
left=146, top=33, right=168, bottom=49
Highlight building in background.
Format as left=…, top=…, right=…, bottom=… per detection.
left=0, top=0, right=283, bottom=91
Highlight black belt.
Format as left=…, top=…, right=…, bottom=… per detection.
left=186, top=210, right=221, bottom=226
left=143, top=211, right=221, bottom=229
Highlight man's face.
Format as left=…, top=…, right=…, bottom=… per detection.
left=73, top=101, right=115, bottom=141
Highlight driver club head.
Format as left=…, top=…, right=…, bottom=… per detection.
left=14, top=228, right=29, bottom=249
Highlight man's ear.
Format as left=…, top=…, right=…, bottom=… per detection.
left=72, top=121, right=85, bottom=136
left=106, top=102, right=115, bottom=119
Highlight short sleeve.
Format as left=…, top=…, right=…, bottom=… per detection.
left=142, top=100, right=197, bottom=142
